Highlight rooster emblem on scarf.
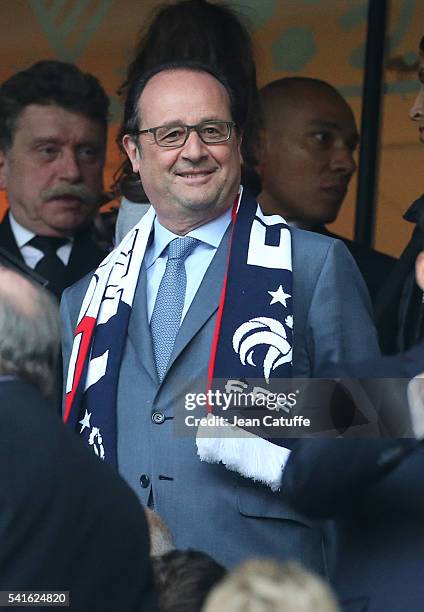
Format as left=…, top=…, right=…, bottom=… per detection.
left=232, top=316, right=293, bottom=383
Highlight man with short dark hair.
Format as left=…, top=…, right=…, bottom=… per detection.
left=0, top=267, right=155, bottom=611
left=256, top=77, right=395, bottom=301
left=0, top=60, right=109, bottom=297
left=62, top=61, right=379, bottom=570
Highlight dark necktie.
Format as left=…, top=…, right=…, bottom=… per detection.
left=27, top=235, right=68, bottom=298
left=150, top=236, right=198, bottom=382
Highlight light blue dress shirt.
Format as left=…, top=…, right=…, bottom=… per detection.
left=145, top=207, right=232, bottom=322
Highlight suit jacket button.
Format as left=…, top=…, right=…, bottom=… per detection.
left=139, top=474, right=150, bottom=488
left=151, top=411, right=165, bottom=424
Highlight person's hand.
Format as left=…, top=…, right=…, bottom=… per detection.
left=407, top=375, right=424, bottom=439
left=415, top=251, right=424, bottom=290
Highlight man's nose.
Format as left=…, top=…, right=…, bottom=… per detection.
left=180, top=130, right=209, bottom=162
left=58, top=149, right=82, bottom=182
left=330, top=145, right=357, bottom=175
left=409, top=88, right=424, bottom=121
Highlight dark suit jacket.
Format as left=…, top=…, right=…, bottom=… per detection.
left=282, top=349, right=424, bottom=612
left=0, top=377, right=155, bottom=612
left=0, top=212, right=107, bottom=296
left=375, top=195, right=424, bottom=354
left=320, top=340, right=424, bottom=379
left=316, top=226, right=397, bottom=303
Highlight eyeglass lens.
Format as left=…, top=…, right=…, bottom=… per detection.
left=155, top=121, right=230, bottom=146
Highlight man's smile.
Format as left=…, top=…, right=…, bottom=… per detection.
left=175, top=168, right=217, bottom=183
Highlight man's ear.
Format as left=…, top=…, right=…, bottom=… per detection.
left=122, top=135, right=141, bottom=173
left=0, top=149, right=8, bottom=190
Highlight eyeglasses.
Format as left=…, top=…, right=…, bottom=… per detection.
left=135, top=120, right=235, bottom=148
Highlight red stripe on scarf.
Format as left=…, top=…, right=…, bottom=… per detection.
left=207, top=197, right=239, bottom=413
left=63, top=315, right=97, bottom=422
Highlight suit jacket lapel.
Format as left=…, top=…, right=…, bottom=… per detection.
left=127, top=262, right=158, bottom=384
left=125, top=225, right=230, bottom=385
left=375, top=226, right=421, bottom=320
left=0, top=213, right=25, bottom=261
left=66, top=228, right=107, bottom=287
left=375, top=226, right=422, bottom=353
left=165, top=227, right=231, bottom=375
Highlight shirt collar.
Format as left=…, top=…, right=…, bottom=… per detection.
left=8, top=211, right=74, bottom=248
left=9, top=211, right=36, bottom=248
left=146, top=206, right=232, bottom=268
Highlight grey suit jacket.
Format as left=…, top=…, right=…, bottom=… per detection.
left=61, top=220, right=379, bottom=571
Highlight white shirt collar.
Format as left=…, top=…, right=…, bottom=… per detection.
left=146, top=206, right=232, bottom=268
left=8, top=211, right=36, bottom=248
left=8, top=211, right=74, bottom=247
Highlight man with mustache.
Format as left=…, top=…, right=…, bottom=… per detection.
left=256, top=77, right=396, bottom=301
left=0, top=61, right=108, bottom=298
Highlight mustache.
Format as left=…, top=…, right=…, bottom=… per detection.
left=41, top=184, right=100, bottom=205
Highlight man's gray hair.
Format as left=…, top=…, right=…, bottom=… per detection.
left=0, top=271, right=60, bottom=396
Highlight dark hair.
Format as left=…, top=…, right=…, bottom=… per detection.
left=122, top=60, right=242, bottom=138
left=152, top=549, right=226, bottom=612
left=0, top=60, right=109, bottom=150
left=119, top=0, right=256, bottom=106
left=116, top=0, right=259, bottom=201
left=420, top=36, right=424, bottom=55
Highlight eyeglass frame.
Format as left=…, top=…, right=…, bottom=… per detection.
left=133, top=120, right=236, bottom=148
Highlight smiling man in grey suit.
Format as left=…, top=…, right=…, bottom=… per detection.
left=61, top=60, right=380, bottom=571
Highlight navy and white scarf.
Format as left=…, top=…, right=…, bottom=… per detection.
left=64, top=187, right=293, bottom=488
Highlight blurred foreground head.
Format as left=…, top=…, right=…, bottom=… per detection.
left=144, top=507, right=175, bottom=556
left=0, top=267, right=59, bottom=396
left=153, top=549, right=226, bottom=612
left=203, top=559, right=339, bottom=612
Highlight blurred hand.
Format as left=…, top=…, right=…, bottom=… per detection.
left=407, top=376, right=424, bottom=439
left=415, top=251, right=424, bottom=290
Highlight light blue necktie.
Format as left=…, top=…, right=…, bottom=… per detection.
left=150, top=236, right=198, bottom=381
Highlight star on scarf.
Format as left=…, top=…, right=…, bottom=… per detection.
left=268, top=285, right=291, bottom=307
left=79, top=410, right=92, bottom=433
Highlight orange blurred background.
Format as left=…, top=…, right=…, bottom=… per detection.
left=0, top=0, right=422, bottom=257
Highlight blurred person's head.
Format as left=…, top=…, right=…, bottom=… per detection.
left=0, top=61, right=109, bottom=237
left=257, top=77, right=359, bottom=229
left=409, top=36, right=424, bottom=143
left=203, top=559, right=340, bottom=612
left=116, top=0, right=258, bottom=201
left=122, top=62, right=243, bottom=235
left=153, top=549, right=226, bottom=612
left=0, top=266, right=60, bottom=397
left=144, top=507, right=175, bottom=556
